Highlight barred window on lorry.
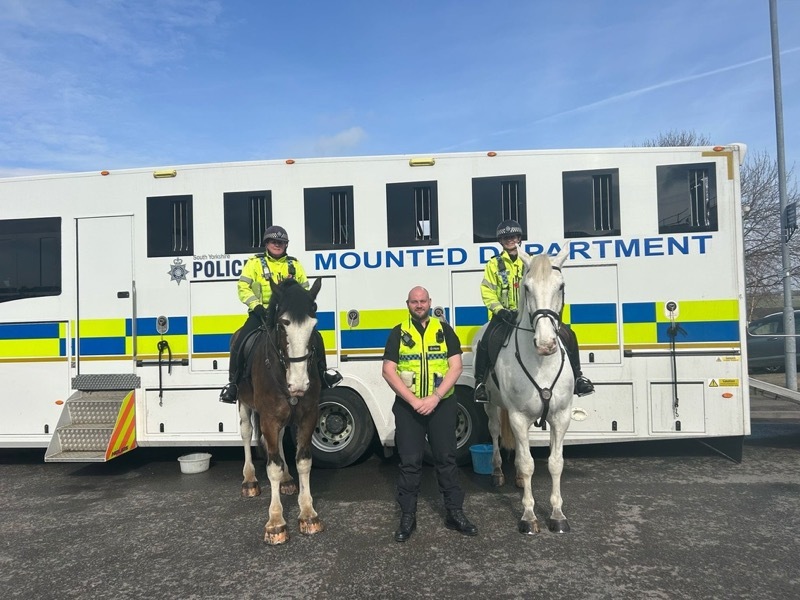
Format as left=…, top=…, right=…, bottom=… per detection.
left=471, top=175, right=527, bottom=243
left=304, top=186, right=355, bottom=251
left=657, top=162, right=718, bottom=234
left=224, top=191, right=272, bottom=254
left=386, top=181, right=439, bottom=247
left=147, top=195, right=194, bottom=257
left=562, top=168, right=621, bottom=238
left=0, top=217, right=61, bottom=303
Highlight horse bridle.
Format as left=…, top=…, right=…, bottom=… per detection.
left=262, top=308, right=315, bottom=371
left=513, top=264, right=567, bottom=428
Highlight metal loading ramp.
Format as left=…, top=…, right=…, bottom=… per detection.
left=45, top=374, right=140, bottom=463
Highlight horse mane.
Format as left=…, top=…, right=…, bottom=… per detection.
left=267, top=279, right=314, bottom=323
left=529, top=254, right=552, bottom=282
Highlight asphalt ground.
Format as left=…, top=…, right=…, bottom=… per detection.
left=2, top=421, right=800, bottom=600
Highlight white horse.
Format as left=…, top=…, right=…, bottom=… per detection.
left=475, top=247, right=574, bottom=534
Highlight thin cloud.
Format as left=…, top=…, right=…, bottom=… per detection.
left=313, top=127, right=368, bottom=156
left=532, top=47, right=800, bottom=126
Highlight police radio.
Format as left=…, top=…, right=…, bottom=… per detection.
left=400, top=330, right=416, bottom=348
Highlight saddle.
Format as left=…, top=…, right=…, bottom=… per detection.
left=485, top=319, right=514, bottom=376
left=238, top=327, right=267, bottom=382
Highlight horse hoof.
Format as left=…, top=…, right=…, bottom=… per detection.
left=491, top=473, right=505, bottom=487
left=518, top=519, right=540, bottom=535
left=299, top=517, right=325, bottom=535
left=549, top=519, right=570, bottom=534
left=241, top=482, right=261, bottom=498
left=280, top=481, right=298, bottom=496
left=263, top=525, right=289, bottom=545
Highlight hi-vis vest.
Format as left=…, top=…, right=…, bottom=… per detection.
left=238, top=254, right=308, bottom=311
left=396, top=316, right=454, bottom=399
left=480, top=251, right=523, bottom=317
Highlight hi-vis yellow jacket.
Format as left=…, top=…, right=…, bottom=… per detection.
left=480, top=250, right=523, bottom=317
left=396, top=317, right=454, bottom=399
left=237, top=254, right=308, bottom=311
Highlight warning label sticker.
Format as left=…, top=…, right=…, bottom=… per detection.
left=708, top=378, right=740, bottom=387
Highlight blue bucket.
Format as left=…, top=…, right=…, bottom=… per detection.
left=469, top=444, right=493, bottom=475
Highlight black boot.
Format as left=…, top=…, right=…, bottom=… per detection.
left=321, top=367, right=343, bottom=388
left=394, top=512, right=416, bottom=542
left=219, top=382, right=238, bottom=404
left=559, top=326, right=595, bottom=397
left=473, top=340, right=489, bottom=403
left=575, top=375, right=595, bottom=397
left=314, top=330, right=342, bottom=388
left=445, top=509, right=478, bottom=536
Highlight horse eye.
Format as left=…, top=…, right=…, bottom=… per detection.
left=279, top=318, right=290, bottom=327
left=311, top=302, right=318, bottom=314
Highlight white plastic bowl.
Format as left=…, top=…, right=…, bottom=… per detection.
left=178, top=452, right=212, bottom=474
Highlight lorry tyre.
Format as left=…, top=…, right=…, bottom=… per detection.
left=308, top=387, right=376, bottom=469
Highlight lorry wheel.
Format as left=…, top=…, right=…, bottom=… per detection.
left=308, top=387, right=376, bottom=469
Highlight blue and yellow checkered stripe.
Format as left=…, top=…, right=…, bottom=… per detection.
left=454, top=303, right=619, bottom=350
left=76, top=317, right=190, bottom=359
left=0, top=321, right=69, bottom=361
left=190, top=311, right=338, bottom=357
left=622, top=299, right=740, bottom=348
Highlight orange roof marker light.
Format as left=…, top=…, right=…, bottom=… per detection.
left=100, top=170, right=110, bottom=176
left=55, top=399, right=64, bottom=405
left=487, top=151, right=497, bottom=157
left=285, top=159, right=295, bottom=165
left=713, top=146, right=725, bottom=152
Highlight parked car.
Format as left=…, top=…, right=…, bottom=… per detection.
left=746, top=310, right=800, bottom=373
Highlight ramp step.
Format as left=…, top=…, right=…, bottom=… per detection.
left=56, top=424, right=114, bottom=452
left=68, top=400, right=123, bottom=424
left=46, top=450, right=108, bottom=463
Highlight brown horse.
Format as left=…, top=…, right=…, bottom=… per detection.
left=235, top=277, right=325, bottom=545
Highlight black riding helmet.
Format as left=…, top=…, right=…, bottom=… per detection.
left=262, top=225, right=289, bottom=245
left=496, top=220, right=523, bottom=240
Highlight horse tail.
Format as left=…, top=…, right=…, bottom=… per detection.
left=499, top=408, right=515, bottom=450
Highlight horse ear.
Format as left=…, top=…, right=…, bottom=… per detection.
left=269, top=278, right=280, bottom=296
left=309, top=278, right=322, bottom=300
left=552, top=243, right=569, bottom=269
left=518, top=250, right=533, bottom=270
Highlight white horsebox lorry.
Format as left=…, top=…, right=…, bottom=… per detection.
left=0, top=144, right=750, bottom=466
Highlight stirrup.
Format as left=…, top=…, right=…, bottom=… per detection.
left=474, top=382, right=488, bottom=403
left=322, top=369, right=342, bottom=388
left=219, top=383, right=238, bottom=404
left=575, top=376, right=595, bottom=397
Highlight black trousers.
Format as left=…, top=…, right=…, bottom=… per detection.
left=392, top=395, right=465, bottom=514
left=228, top=312, right=328, bottom=383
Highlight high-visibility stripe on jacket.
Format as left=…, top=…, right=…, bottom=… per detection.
left=237, top=254, right=308, bottom=311
left=396, top=316, right=454, bottom=399
left=480, top=251, right=523, bottom=317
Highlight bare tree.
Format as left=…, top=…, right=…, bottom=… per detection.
left=740, top=150, right=800, bottom=319
left=638, top=129, right=712, bottom=147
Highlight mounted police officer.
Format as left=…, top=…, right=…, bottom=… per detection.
left=382, top=286, right=478, bottom=542
left=473, top=220, right=594, bottom=402
left=219, top=225, right=342, bottom=403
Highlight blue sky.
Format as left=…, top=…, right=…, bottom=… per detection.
left=1, top=0, right=799, bottom=177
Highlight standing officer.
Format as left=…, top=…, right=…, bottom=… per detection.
left=473, top=220, right=595, bottom=402
left=219, top=225, right=342, bottom=403
left=382, top=286, right=477, bottom=542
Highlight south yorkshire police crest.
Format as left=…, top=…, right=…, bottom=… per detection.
left=168, top=257, right=188, bottom=285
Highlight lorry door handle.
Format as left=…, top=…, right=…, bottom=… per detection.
left=117, top=291, right=130, bottom=298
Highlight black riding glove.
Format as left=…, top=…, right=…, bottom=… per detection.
left=251, top=304, right=267, bottom=320
left=497, top=309, right=515, bottom=322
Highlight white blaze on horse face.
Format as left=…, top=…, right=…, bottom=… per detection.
left=528, top=255, right=564, bottom=356
left=282, top=314, right=318, bottom=396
